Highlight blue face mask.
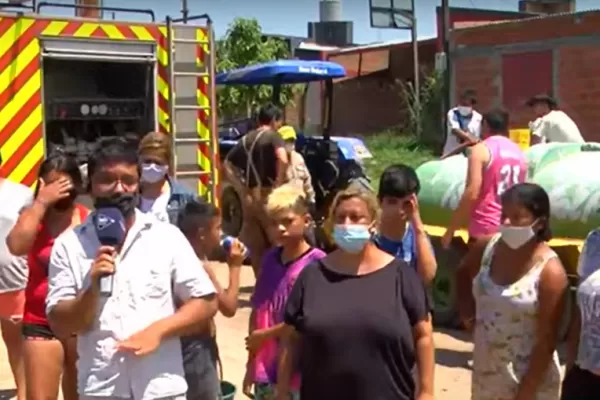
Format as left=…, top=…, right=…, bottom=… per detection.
left=333, top=224, right=372, bottom=253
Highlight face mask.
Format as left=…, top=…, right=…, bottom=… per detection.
left=499, top=223, right=536, bottom=249
left=141, top=163, right=168, bottom=184
left=94, top=192, right=139, bottom=218
left=458, top=106, right=472, bottom=117
left=333, top=224, right=372, bottom=253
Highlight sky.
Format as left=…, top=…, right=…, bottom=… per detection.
left=25, top=0, right=598, bottom=44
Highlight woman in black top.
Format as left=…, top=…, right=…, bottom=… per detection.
left=275, top=187, right=435, bottom=400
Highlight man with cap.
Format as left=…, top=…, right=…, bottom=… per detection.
left=527, top=93, right=584, bottom=145
left=277, top=125, right=315, bottom=207
left=138, top=131, right=196, bottom=224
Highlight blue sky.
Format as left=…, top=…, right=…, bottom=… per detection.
left=35, top=0, right=596, bottom=44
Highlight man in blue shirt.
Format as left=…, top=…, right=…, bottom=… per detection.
left=373, top=164, right=437, bottom=284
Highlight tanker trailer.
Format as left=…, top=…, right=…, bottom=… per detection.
left=418, top=143, right=598, bottom=328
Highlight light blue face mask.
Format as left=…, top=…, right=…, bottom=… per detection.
left=141, top=163, right=168, bottom=184
left=333, top=224, right=372, bottom=253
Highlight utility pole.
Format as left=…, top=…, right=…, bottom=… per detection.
left=441, top=0, right=451, bottom=136
left=410, top=0, right=420, bottom=137
left=181, top=0, right=189, bottom=23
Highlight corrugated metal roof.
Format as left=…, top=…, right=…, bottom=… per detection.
left=451, top=9, right=600, bottom=32
left=297, top=42, right=340, bottom=51
left=333, top=36, right=436, bottom=54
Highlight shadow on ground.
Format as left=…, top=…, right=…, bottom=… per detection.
left=435, top=328, right=471, bottom=342
left=239, top=286, right=254, bottom=295
left=435, top=348, right=472, bottom=369
left=0, top=389, right=16, bottom=400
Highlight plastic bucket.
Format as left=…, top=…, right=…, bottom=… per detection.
left=509, top=128, right=531, bottom=150
left=220, top=381, right=237, bottom=400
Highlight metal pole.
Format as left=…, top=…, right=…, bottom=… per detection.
left=410, top=0, right=420, bottom=136
left=181, top=0, right=188, bottom=23
left=441, top=0, right=451, bottom=133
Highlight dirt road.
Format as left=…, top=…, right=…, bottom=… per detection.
left=0, top=264, right=474, bottom=399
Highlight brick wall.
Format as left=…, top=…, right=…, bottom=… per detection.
left=451, top=11, right=600, bottom=141
left=323, top=39, right=437, bottom=135
left=557, top=45, right=600, bottom=141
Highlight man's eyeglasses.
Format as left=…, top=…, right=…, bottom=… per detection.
left=92, top=173, right=139, bottom=190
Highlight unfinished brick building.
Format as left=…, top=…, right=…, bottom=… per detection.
left=451, top=10, right=600, bottom=141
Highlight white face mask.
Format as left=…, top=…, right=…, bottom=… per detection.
left=457, top=106, right=473, bottom=117
left=499, top=222, right=536, bottom=249
left=141, top=163, right=168, bottom=184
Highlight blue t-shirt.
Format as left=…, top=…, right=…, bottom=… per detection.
left=373, top=224, right=433, bottom=269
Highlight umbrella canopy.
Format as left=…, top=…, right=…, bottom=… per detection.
left=216, top=59, right=346, bottom=85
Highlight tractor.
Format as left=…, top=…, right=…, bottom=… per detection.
left=216, top=60, right=373, bottom=248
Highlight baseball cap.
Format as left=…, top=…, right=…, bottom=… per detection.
left=278, top=125, right=297, bottom=141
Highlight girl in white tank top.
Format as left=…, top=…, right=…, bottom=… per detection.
left=471, top=183, right=568, bottom=400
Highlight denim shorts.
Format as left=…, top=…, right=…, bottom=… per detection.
left=181, top=335, right=220, bottom=400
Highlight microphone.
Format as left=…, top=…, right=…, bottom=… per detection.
left=93, top=207, right=126, bottom=297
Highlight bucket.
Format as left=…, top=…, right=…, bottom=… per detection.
left=509, top=129, right=531, bottom=150
left=220, top=381, right=237, bottom=400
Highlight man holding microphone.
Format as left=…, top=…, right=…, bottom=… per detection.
left=45, top=137, right=217, bottom=400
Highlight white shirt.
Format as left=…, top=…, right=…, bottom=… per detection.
left=443, top=107, right=483, bottom=155
left=139, top=189, right=170, bottom=223
left=46, top=211, right=215, bottom=399
left=530, top=110, right=584, bottom=143
left=0, top=179, right=33, bottom=293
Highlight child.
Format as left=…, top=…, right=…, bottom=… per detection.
left=374, top=164, right=437, bottom=284
left=277, top=125, right=316, bottom=207
left=243, top=184, right=326, bottom=400
left=177, top=199, right=246, bottom=400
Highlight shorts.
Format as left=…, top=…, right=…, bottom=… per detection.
left=255, top=383, right=300, bottom=400
left=22, top=323, right=56, bottom=340
left=561, top=365, right=600, bottom=400
left=181, top=335, right=220, bottom=400
left=0, top=289, right=25, bottom=321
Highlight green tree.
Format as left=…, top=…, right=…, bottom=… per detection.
left=216, top=18, right=296, bottom=119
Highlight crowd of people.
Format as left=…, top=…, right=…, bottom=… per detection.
left=0, top=98, right=597, bottom=400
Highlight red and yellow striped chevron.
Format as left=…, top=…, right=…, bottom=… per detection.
left=0, top=15, right=218, bottom=201
left=0, top=16, right=169, bottom=188
left=195, top=27, right=217, bottom=204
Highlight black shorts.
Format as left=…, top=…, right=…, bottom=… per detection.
left=22, top=323, right=56, bottom=340
left=561, top=365, right=600, bottom=400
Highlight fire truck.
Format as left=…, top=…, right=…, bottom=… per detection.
left=0, top=1, right=219, bottom=203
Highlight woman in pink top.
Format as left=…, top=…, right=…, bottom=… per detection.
left=442, top=108, right=527, bottom=329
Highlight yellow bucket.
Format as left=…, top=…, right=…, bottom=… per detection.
left=509, top=129, right=531, bottom=150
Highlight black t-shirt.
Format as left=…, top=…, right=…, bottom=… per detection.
left=284, top=259, right=431, bottom=400
left=227, top=128, right=284, bottom=188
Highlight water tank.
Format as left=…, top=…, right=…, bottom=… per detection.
left=76, top=0, right=102, bottom=18
left=308, top=21, right=353, bottom=47
left=518, top=0, right=575, bottom=14
left=320, top=0, right=342, bottom=22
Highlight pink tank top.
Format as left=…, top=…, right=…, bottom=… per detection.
left=469, top=136, right=527, bottom=237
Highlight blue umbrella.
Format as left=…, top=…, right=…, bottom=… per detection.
left=216, top=59, right=346, bottom=85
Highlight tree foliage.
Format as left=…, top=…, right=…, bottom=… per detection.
left=216, top=18, right=296, bottom=120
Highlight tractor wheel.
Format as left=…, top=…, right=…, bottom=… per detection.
left=430, top=236, right=468, bottom=328
left=221, top=184, right=243, bottom=237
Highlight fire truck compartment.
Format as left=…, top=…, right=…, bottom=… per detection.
left=42, top=57, right=156, bottom=165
